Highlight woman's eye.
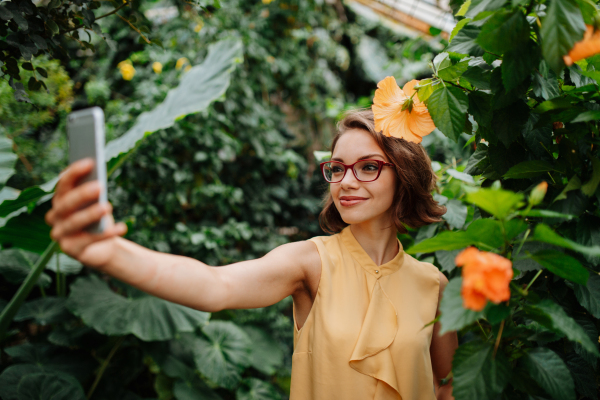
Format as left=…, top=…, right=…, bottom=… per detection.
left=331, top=166, right=344, bottom=173
left=362, top=163, right=379, bottom=171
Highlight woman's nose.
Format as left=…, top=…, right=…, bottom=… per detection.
left=340, top=167, right=359, bottom=189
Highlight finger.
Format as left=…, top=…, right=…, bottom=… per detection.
left=60, top=222, right=127, bottom=256
left=51, top=202, right=111, bottom=241
left=55, top=158, right=95, bottom=199
left=53, top=180, right=102, bottom=220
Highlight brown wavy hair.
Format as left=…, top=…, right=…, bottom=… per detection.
left=319, top=109, right=446, bottom=234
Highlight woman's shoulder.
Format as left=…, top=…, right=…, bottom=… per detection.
left=403, top=253, right=442, bottom=283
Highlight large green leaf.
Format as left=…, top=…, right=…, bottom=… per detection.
left=464, top=186, right=524, bottom=219
left=452, top=341, right=511, bottom=400
left=563, top=352, right=598, bottom=400
left=464, top=0, right=507, bottom=18
left=540, top=0, right=587, bottom=73
left=192, top=321, right=252, bottom=389
left=104, top=38, right=243, bottom=161
left=439, top=277, right=485, bottom=334
left=17, top=372, right=86, bottom=400
left=530, top=250, right=589, bottom=285
left=242, top=325, right=284, bottom=375
left=581, top=157, right=600, bottom=197
left=574, top=273, right=600, bottom=318
left=446, top=25, right=485, bottom=56
left=442, top=199, right=468, bottom=229
left=0, top=135, right=18, bottom=187
left=520, top=348, right=576, bottom=400
left=531, top=223, right=600, bottom=257
left=426, top=86, right=469, bottom=141
left=0, top=248, right=51, bottom=287
left=236, top=378, right=282, bottom=400
left=14, top=297, right=70, bottom=325
left=502, top=41, right=540, bottom=92
left=576, top=216, right=600, bottom=264
left=477, top=10, right=529, bottom=54
left=407, top=218, right=503, bottom=254
left=525, top=299, right=599, bottom=356
left=66, top=275, right=210, bottom=341
left=503, top=160, right=555, bottom=179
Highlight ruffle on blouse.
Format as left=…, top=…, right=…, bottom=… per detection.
left=349, top=279, right=401, bottom=399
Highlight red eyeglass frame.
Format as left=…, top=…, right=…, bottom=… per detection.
left=319, top=159, right=395, bottom=183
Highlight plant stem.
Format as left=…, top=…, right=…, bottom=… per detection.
left=514, top=228, right=531, bottom=259
left=525, top=269, right=543, bottom=292
left=117, top=14, right=151, bottom=44
left=0, top=241, right=60, bottom=341
left=493, top=320, right=505, bottom=358
left=87, top=336, right=125, bottom=399
left=62, top=1, right=131, bottom=34
left=476, top=320, right=488, bottom=338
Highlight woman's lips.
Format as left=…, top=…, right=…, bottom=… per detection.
left=339, top=196, right=368, bottom=207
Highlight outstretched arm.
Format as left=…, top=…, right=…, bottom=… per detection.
left=431, top=271, right=458, bottom=400
left=96, top=236, right=318, bottom=312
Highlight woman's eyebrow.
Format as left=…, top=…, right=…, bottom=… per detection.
left=331, top=153, right=385, bottom=162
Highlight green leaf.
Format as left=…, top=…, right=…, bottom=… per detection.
left=520, top=348, right=576, bottom=400
left=456, top=0, right=471, bottom=17
left=439, top=277, right=485, bottom=334
left=581, top=157, right=600, bottom=196
left=503, top=160, right=554, bottom=179
left=525, top=299, right=599, bottom=357
left=66, top=275, right=210, bottom=341
left=533, top=62, right=561, bottom=100
left=531, top=223, right=600, bottom=257
left=242, top=325, right=284, bottom=375
left=0, top=135, right=18, bottom=187
left=572, top=110, right=600, bottom=122
left=438, top=59, right=470, bottom=81
left=193, top=321, right=252, bottom=389
left=407, top=218, right=504, bottom=254
left=563, top=352, right=598, bottom=400
left=14, top=297, right=69, bottom=325
left=450, top=18, right=471, bottom=42
left=533, top=97, right=572, bottom=113
left=576, top=216, right=600, bottom=264
left=35, top=67, right=48, bottom=78
left=447, top=168, right=475, bottom=184
left=574, top=273, right=600, bottom=318
left=477, top=10, right=529, bottom=54
left=452, top=341, right=511, bottom=399
left=465, top=0, right=506, bottom=18
left=464, top=187, right=524, bottom=219
left=464, top=142, right=488, bottom=175
left=236, top=378, right=282, bottom=400
left=540, top=0, right=587, bottom=73
left=502, top=40, right=539, bottom=92
left=435, top=249, right=462, bottom=272
left=492, top=100, right=530, bottom=148
left=103, top=37, right=243, bottom=162
left=426, top=86, right=469, bottom=141
left=415, top=79, right=440, bottom=103
left=442, top=199, right=468, bottom=229
left=0, top=248, right=51, bottom=287
left=462, top=65, right=492, bottom=89
left=517, top=209, right=576, bottom=220
left=17, top=372, right=86, bottom=400
left=531, top=250, right=589, bottom=284
left=446, top=25, right=485, bottom=56
left=0, top=5, right=13, bottom=21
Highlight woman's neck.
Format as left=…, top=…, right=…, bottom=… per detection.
left=349, top=220, right=399, bottom=266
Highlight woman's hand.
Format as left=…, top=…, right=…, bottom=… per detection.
left=44, top=158, right=128, bottom=269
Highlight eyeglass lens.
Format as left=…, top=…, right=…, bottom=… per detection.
left=323, top=160, right=381, bottom=182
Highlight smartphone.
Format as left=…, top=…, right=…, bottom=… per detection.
left=66, top=107, right=108, bottom=234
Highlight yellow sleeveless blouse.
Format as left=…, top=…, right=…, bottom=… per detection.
left=290, top=226, right=440, bottom=400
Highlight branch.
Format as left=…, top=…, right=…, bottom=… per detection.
left=62, top=1, right=131, bottom=34
left=117, top=13, right=151, bottom=44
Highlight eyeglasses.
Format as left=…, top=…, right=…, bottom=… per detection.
left=320, top=159, right=395, bottom=183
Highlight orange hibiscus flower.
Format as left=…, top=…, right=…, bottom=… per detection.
left=564, top=25, right=600, bottom=67
left=372, top=76, right=436, bottom=143
left=455, top=247, right=513, bottom=311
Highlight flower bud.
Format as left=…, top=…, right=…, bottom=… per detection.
left=529, top=181, right=548, bottom=206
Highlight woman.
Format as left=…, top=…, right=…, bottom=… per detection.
left=45, top=109, right=458, bottom=400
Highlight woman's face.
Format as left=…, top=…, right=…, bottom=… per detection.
left=329, top=129, right=397, bottom=227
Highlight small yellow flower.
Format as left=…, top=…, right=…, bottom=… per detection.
left=117, top=60, right=135, bottom=81
left=152, top=61, right=163, bottom=74
left=262, top=0, right=274, bottom=4
left=184, top=64, right=191, bottom=72
left=266, top=56, right=275, bottom=63
left=176, top=57, right=189, bottom=70
left=194, top=22, right=203, bottom=32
